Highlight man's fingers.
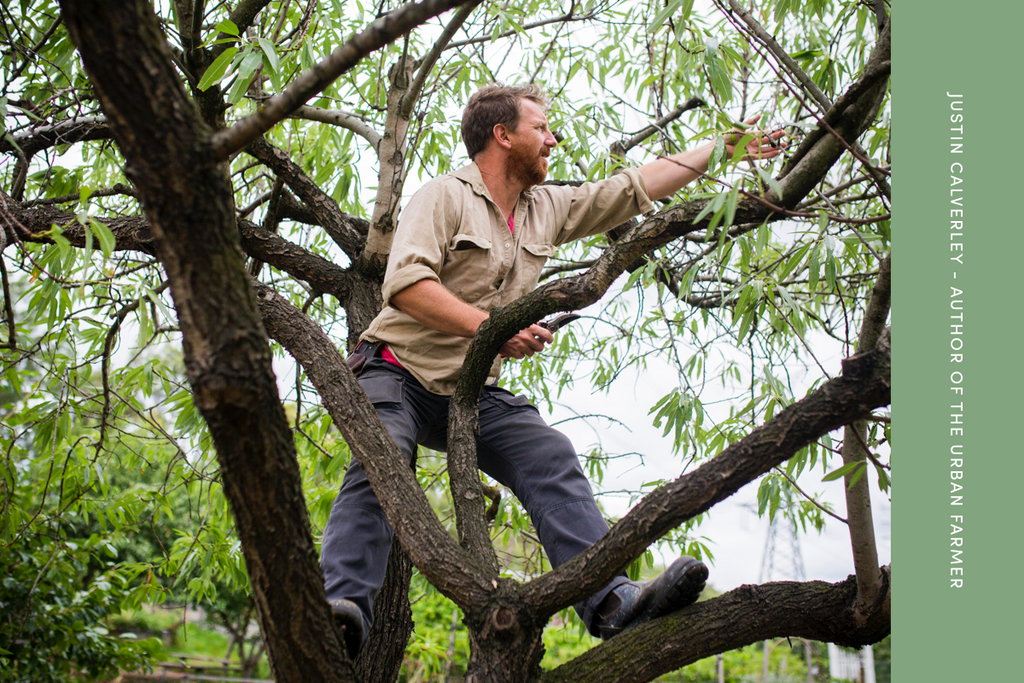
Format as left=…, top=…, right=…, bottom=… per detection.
left=528, top=324, right=554, bottom=344
left=502, top=325, right=554, bottom=360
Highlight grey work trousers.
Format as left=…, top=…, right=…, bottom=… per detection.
left=320, top=353, right=628, bottom=639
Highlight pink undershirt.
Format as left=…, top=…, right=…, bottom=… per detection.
left=382, top=211, right=516, bottom=369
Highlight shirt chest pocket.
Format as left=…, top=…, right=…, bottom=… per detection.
left=442, top=233, right=495, bottom=303
left=519, top=243, right=558, bottom=291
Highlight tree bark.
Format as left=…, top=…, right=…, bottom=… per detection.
left=354, top=544, right=414, bottom=683
left=253, top=282, right=495, bottom=609
left=358, top=56, right=415, bottom=278
left=842, top=252, right=892, bottom=622
left=541, top=569, right=891, bottom=683
left=57, top=1, right=353, bottom=680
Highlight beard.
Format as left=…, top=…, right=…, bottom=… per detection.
left=508, top=140, right=548, bottom=187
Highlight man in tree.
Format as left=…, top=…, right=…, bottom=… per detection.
left=321, top=84, right=784, bottom=657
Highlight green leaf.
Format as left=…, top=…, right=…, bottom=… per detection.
left=874, top=461, right=890, bottom=493
left=197, top=46, right=238, bottom=91
left=776, top=284, right=798, bottom=313
left=258, top=37, right=280, bottom=74
left=825, top=255, right=838, bottom=291
left=650, top=0, right=685, bottom=33
left=808, top=246, right=820, bottom=290
left=723, top=186, right=739, bottom=228
left=822, top=460, right=865, bottom=482
left=89, top=218, right=116, bottom=259
left=755, top=167, right=783, bottom=200
left=215, top=19, right=240, bottom=37
left=694, top=192, right=725, bottom=224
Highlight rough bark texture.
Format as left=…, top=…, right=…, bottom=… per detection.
left=358, top=56, right=415, bottom=277
left=0, top=115, right=111, bottom=157
left=57, top=1, right=354, bottom=680
left=253, top=282, right=495, bottom=609
left=541, top=569, right=891, bottom=683
left=3, top=196, right=155, bottom=254
left=463, top=578, right=546, bottom=683
left=354, top=544, right=414, bottom=683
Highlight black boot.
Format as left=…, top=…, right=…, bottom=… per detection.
left=329, top=598, right=366, bottom=660
left=596, top=556, right=708, bottom=640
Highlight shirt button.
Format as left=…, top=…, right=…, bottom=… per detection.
left=504, top=242, right=510, bottom=248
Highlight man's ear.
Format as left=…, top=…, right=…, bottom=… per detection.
left=492, top=123, right=513, bottom=151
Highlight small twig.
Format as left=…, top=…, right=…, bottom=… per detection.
left=444, top=10, right=598, bottom=50
left=848, top=426, right=890, bottom=471
left=295, top=425, right=334, bottom=459
left=96, top=282, right=170, bottom=457
left=0, top=256, right=16, bottom=350
left=774, top=468, right=847, bottom=524
left=237, top=190, right=273, bottom=218
left=25, top=183, right=138, bottom=206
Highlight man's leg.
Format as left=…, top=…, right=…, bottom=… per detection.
left=475, top=386, right=630, bottom=634
left=475, top=385, right=707, bottom=638
left=320, top=360, right=442, bottom=643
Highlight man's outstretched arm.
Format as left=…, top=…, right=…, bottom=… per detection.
left=639, top=115, right=786, bottom=201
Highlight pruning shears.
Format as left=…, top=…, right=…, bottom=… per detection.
left=537, top=313, right=581, bottom=333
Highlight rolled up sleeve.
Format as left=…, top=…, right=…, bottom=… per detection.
left=546, top=167, right=656, bottom=246
left=380, top=178, right=456, bottom=307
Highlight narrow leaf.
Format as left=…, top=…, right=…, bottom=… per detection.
left=197, top=47, right=237, bottom=91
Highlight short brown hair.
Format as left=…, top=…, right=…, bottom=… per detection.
left=461, top=84, right=548, bottom=159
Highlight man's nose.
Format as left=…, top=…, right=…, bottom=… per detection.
left=544, top=131, right=557, bottom=148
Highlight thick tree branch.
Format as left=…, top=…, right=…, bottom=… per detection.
left=542, top=570, right=890, bottom=683
left=237, top=218, right=355, bottom=300
left=1, top=192, right=156, bottom=254
left=354, top=543, right=415, bottom=682
left=292, top=105, right=382, bottom=151
left=252, top=283, right=497, bottom=609
left=210, top=0, right=471, bottom=159
left=357, top=56, right=415, bottom=279
left=171, top=0, right=199, bottom=60
left=0, top=115, right=111, bottom=157
left=58, top=1, right=354, bottom=679
left=841, top=250, right=891, bottom=624
left=246, top=136, right=366, bottom=259
left=524, top=329, right=890, bottom=619
left=0, top=190, right=358, bottom=302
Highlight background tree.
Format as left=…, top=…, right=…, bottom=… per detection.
left=0, top=0, right=891, bottom=682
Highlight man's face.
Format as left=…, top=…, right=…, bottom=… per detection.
left=507, top=98, right=557, bottom=187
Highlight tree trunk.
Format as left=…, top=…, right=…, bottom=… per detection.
left=57, top=1, right=354, bottom=679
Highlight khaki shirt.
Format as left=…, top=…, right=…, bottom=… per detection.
left=362, top=162, right=655, bottom=395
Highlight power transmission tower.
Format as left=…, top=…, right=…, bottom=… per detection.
left=758, top=515, right=811, bottom=683
left=759, top=514, right=806, bottom=584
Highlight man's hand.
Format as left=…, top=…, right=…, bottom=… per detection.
left=391, top=280, right=556, bottom=359
left=723, top=114, right=787, bottom=162
left=500, top=324, right=553, bottom=359
left=639, top=113, right=787, bottom=201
